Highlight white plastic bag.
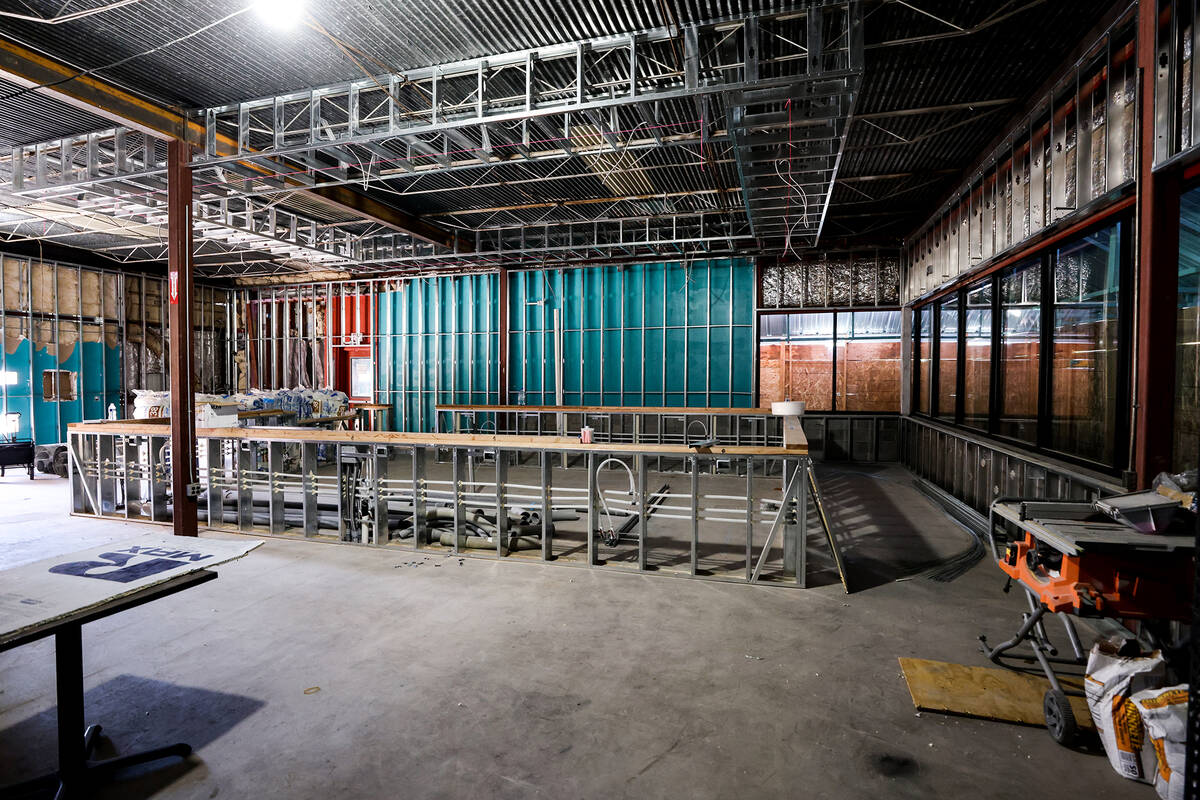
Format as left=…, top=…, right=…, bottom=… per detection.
left=1132, top=685, right=1189, bottom=800
left=1084, top=644, right=1166, bottom=782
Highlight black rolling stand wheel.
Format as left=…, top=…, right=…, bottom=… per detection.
left=1044, top=689, right=1078, bottom=745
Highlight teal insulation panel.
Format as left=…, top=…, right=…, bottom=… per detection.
left=1, top=338, right=122, bottom=445
left=509, top=258, right=755, bottom=409
left=377, top=260, right=753, bottom=432
left=378, top=274, right=499, bottom=432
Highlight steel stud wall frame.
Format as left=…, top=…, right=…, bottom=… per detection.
left=244, top=280, right=382, bottom=393
left=903, top=7, right=1138, bottom=303
left=377, top=273, right=500, bottom=432
left=1148, top=0, right=1200, bottom=170
left=508, top=258, right=756, bottom=410
left=438, top=406, right=784, bottom=448
left=901, top=416, right=1121, bottom=529
left=434, top=404, right=900, bottom=465
left=68, top=423, right=817, bottom=587
left=245, top=258, right=756, bottom=433
left=0, top=253, right=234, bottom=445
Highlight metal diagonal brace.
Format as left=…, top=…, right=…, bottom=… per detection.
left=750, top=470, right=800, bottom=583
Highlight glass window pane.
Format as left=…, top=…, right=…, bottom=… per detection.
left=1175, top=186, right=1200, bottom=472
left=998, top=259, right=1041, bottom=442
left=936, top=297, right=959, bottom=421
left=917, top=307, right=931, bottom=415
left=836, top=310, right=901, bottom=411
left=1049, top=223, right=1122, bottom=464
left=757, top=312, right=833, bottom=411
left=964, top=281, right=993, bottom=430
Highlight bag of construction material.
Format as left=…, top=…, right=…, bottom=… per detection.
left=1152, top=471, right=1197, bottom=513
left=1084, top=643, right=1166, bottom=782
left=131, top=389, right=169, bottom=419
left=1132, top=685, right=1189, bottom=800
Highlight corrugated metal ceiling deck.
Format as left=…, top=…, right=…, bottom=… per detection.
left=0, top=0, right=1124, bottom=268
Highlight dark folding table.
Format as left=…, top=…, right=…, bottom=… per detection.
left=0, top=570, right=218, bottom=799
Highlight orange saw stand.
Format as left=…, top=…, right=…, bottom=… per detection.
left=976, top=498, right=1194, bottom=745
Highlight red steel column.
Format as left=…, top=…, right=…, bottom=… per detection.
left=167, top=138, right=198, bottom=536
left=1133, top=1, right=1180, bottom=487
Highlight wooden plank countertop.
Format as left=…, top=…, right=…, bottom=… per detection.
left=68, top=421, right=807, bottom=456
left=436, top=404, right=777, bottom=416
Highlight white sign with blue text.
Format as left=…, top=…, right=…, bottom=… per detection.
left=0, top=535, right=262, bottom=642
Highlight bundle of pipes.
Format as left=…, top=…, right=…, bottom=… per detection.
left=425, top=507, right=579, bottom=551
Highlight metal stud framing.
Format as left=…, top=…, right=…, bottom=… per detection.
left=903, top=7, right=1139, bottom=302
left=0, top=253, right=235, bottom=444
left=68, top=425, right=816, bottom=587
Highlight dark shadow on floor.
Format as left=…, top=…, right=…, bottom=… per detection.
left=812, top=463, right=975, bottom=592
left=0, top=674, right=264, bottom=799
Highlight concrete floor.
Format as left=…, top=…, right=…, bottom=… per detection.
left=0, top=465, right=1146, bottom=799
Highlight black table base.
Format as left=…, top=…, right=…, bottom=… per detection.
left=0, top=623, right=194, bottom=799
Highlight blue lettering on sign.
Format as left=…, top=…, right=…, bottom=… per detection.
left=118, top=546, right=213, bottom=562
left=49, top=551, right=189, bottom=583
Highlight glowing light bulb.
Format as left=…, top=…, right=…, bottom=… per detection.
left=255, top=0, right=305, bottom=30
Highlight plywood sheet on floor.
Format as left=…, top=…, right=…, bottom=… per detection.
left=899, top=657, right=1092, bottom=728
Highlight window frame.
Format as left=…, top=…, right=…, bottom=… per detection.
left=908, top=214, right=1133, bottom=474
left=961, top=277, right=994, bottom=432
left=994, top=256, right=1042, bottom=444
left=758, top=308, right=903, bottom=414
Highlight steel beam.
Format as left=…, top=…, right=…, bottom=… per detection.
left=0, top=36, right=466, bottom=251
left=305, top=184, right=466, bottom=252
left=0, top=37, right=189, bottom=140
left=167, top=139, right=197, bottom=536
left=1133, top=0, right=1180, bottom=486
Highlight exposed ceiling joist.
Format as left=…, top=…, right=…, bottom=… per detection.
left=854, top=98, right=1017, bottom=120
left=0, top=34, right=471, bottom=252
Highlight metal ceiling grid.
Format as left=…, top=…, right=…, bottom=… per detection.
left=728, top=5, right=862, bottom=254
left=0, top=1, right=1123, bottom=276
left=0, top=0, right=798, bottom=109
left=6, top=4, right=862, bottom=277
left=824, top=0, right=1122, bottom=244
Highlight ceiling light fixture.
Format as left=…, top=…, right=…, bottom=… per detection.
left=254, top=0, right=306, bottom=30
